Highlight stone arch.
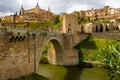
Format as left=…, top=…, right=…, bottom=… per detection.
left=100, top=24, right=103, bottom=32
left=81, top=26, right=84, bottom=33
left=105, top=24, right=109, bottom=31
left=96, top=25, right=98, bottom=32
left=47, top=39, right=63, bottom=65
left=36, top=37, right=63, bottom=72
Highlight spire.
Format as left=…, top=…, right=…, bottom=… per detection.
left=48, top=7, right=51, bottom=11
left=92, top=8, right=93, bottom=10
left=21, top=5, right=24, bottom=10
left=36, top=2, right=39, bottom=7
left=20, top=5, right=24, bottom=15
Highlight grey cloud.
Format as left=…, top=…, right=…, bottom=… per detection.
left=0, top=0, right=20, bottom=13
left=38, top=0, right=106, bottom=13
left=0, top=0, right=117, bottom=17
left=37, top=0, right=71, bottom=13
left=68, top=0, right=106, bottom=9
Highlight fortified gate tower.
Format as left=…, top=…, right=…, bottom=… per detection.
left=62, top=14, right=78, bottom=34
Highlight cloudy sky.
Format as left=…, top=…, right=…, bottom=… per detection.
left=0, top=0, right=120, bottom=17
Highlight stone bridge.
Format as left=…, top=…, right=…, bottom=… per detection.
left=0, top=28, right=88, bottom=80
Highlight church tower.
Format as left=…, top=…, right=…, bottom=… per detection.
left=35, top=3, right=40, bottom=14
left=19, top=5, right=24, bottom=16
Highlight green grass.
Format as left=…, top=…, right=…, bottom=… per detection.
left=74, top=35, right=120, bottom=62
left=41, top=43, right=50, bottom=59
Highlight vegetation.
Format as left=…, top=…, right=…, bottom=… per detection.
left=8, top=73, right=49, bottom=80
left=94, top=20, right=110, bottom=24
left=27, top=20, right=62, bottom=30
left=117, top=19, right=120, bottom=22
left=98, top=42, right=120, bottom=80
left=15, top=23, right=27, bottom=28
left=75, top=35, right=120, bottom=79
left=78, top=16, right=92, bottom=24
left=75, top=36, right=115, bottom=62
left=78, top=15, right=110, bottom=24
left=40, top=43, right=50, bottom=63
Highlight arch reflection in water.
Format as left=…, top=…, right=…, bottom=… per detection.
left=38, top=64, right=108, bottom=80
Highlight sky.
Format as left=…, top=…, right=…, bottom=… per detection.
left=0, top=0, right=120, bottom=17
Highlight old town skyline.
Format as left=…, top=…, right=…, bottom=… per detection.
left=0, top=0, right=120, bottom=17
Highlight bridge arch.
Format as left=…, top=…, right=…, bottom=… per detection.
left=36, top=37, right=63, bottom=72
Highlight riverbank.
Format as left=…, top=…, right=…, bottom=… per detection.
left=79, top=61, right=106, bottom=68
left=8, top=73, right=49, bottom=80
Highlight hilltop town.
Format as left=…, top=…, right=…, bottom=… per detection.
left=1, top=4, right=120, bottom=22
left=73, top=6, right=120, bottom=21
left=0, top=3, right=120, bottom=33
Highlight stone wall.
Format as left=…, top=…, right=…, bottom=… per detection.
left=62, top=14, right=78, bottom=34
left=0, top=31, right=35, bottom=80
left=92, top=32, right=120, bottom=39
left=78, top=22, right=120, bottom=33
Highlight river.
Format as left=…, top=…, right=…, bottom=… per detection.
left=38, top=64, right=109, bottom=80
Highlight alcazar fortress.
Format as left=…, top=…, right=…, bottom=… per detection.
left=3, top=3, right=54, bottom=23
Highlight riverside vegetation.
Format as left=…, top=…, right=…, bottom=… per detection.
left=74, top=35, right=120, bottom=80
left=98, top=42, right=120, bottom=80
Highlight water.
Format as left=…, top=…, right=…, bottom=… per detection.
left=38, top=64, right=109, bottom=80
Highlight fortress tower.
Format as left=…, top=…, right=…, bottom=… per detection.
left=62, top=14, right=78, bottom=34
left=35, top=3, right=40, bottom=14
left=19, top=5, right=24, bottom=16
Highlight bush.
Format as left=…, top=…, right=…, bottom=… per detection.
left=27, top=20, right=62, bottom=30
left=98, top=43, right=120, bottom=80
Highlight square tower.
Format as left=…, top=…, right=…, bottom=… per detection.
left=62, top=14, right=78, bottom=34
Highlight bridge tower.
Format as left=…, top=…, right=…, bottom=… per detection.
left=63, top=14, right=78, bottom=34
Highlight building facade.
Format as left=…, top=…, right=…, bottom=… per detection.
left=73, top=6, right=120, bottom=21
left=4, top=3, right=55, bottom=23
